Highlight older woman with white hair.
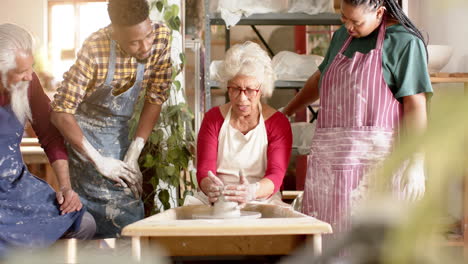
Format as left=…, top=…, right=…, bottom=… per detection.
left=194, top=41, right=292, bottom=206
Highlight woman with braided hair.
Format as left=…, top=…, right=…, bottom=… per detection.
left=283, top=0, right=432, bottom=242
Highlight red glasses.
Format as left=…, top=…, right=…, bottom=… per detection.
left=227, top=86, right=260, bottom=98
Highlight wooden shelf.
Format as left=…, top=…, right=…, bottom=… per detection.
left=203, top=0, right=343, bottom=110
left=430, top=73, right=468, bottom=83
left=207, top=76, right=466, bottom=88
left=208, top=80, right=307, bottom=90
left=443, top=236, right=465, bottom=247
left=209, top=12, right=342, bottom=26
left=431, top=77, right=468, bottom=83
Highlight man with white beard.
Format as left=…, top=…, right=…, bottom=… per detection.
left=0, top=23, right=95, bottom=257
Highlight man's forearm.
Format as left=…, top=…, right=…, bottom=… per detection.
left=50, top=159, right=72, bottom=191
left=134, top=101, right=162, bottom=142
left=50, top=112, right=89, bottom=159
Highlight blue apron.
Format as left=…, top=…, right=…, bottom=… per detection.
left=0, top=104, right=84, bottom=257
left=68, top=40, right=145, bottom=238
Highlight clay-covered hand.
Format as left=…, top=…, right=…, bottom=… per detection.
left=123, top=137, right=145, bottom=199
left=82, top=137, right=137, bottom=189
left=223, top=172, right=258, bottom=207
left=400, top=153, right=425, bottom=201
left=201, top=171, right=224, bottom=203
left=56, top=187, right=83, bottom=215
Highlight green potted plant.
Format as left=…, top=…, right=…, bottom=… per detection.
left=129, top=0, right=196, bottom=215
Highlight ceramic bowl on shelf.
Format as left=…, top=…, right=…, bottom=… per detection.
left=427, top=45, right=453, bottom=73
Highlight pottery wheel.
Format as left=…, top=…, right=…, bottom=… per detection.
left=192, top=210, right=261, bottom=219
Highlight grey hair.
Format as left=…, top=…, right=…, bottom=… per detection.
left=0, top=23, right=34, bottom=75
left=215, top=41, right=276, bottom=98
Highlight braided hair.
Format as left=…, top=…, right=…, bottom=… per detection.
left=343, top=0, right=427, bottom=57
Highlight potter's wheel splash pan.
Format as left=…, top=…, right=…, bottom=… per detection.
left=192, top=210, right=261, bottom=219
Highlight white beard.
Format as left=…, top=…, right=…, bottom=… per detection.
left=8, top=80, right=32, bottom=125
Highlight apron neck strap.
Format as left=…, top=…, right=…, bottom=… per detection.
left=338, top=13, right=388, bottom=54
left=104, top=40, right=146, bottom=86
left=339, top=36, right=353, bottom=54
left=376, top=14, right=387, bottom=50
left=104, top=40, right=118, bottom=85
left=226, top=103, right=263, bottom=122
left=226, top=106, right=232, bottom=121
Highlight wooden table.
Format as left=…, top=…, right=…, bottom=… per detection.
left=430, top=74, right=468, bottom=91
left=20, top=138, right=58, bottom=190
left=122, top=204, right=332, bottom=261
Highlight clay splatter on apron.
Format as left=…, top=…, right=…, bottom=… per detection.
left=303, top=18, right=404, bottom=245
left=67, top=40, right=145, bottom=238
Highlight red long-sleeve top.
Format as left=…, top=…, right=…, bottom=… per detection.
left=197, top=107, right=292, bottom=193
left=0, top=73, right=68, bottom=163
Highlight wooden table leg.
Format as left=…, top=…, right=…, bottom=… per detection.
left=132, top=236, right=149, bottom=262
left=464, top=173, right=468, bottom=260
left=464, top=82, right=468, bottom=260
left=313, top=234, right=322, bottom=256
left=66, top=239, right=77, bottom=264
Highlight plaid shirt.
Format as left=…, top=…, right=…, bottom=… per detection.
left=51, top=23, right=172, bottom=114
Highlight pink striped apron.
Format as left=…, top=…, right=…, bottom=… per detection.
left=302, top=19, right=403, bottom=239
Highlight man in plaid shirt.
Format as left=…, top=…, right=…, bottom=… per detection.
left=50, top=0, right=171, bottom=238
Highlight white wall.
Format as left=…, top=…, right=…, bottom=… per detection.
left=409, top=0, right=468, bottom=72
left=0, top=0, right=47, bottom=49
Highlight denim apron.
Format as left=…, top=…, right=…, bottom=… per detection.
left=68, top=40, right=145, bottom=238
left=0, top=104, right=84, bottom=257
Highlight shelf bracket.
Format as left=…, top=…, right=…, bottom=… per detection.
left=250, top=25, right=275, bottom=57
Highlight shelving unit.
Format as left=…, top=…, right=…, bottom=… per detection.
left=203, top=0, right=342, bottom=111
left=209, top=12, right=343, bottom=26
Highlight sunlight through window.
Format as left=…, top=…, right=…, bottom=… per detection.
left=49, top=1, right=109, bottom=81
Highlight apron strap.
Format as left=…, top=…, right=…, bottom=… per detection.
left=225, top=106, right=232, bottom=121
left=135, top=62, right=146, bottom=83
left=104, top=40, right=145, bottom=94
left=376, top=14, right=387, bottom=50
left=104, top=40, right=118, bottom=86
left=338, top=36, right=353, bottom=54
left=225, top=103, right=264, bottom=124
left=338, top=14, right=388, bottom=54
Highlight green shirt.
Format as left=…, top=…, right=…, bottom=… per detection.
left=318, top=24, right=433, bottom=100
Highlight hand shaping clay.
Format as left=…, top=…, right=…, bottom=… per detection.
left=212, top=194, right=241, bottom=218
